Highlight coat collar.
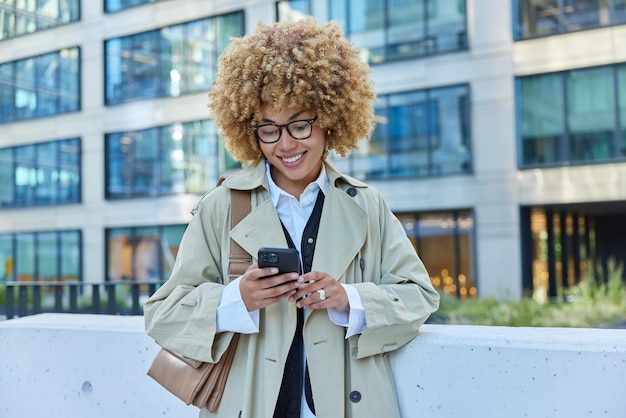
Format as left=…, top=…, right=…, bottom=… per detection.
left=220, top=159, right=368, bottom=192
left=228, top=160, right=369, bottom=280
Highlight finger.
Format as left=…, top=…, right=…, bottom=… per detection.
left=261, top=272, right=299, bottom=288
left=295, top=289, right=327, bottom=309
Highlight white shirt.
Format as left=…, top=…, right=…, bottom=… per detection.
left=216, top=162, right=367, bottom=417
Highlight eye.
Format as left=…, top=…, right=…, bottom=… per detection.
left=290, top=121, right=309, bottom=132
left=258, top=125, right=279, bottom=136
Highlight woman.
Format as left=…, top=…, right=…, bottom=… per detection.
left=144, top=17, right=440, bottom=418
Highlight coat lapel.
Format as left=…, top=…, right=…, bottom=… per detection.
left=230, top=198, right=288, bottom=259
left=312, top=185, right=367, bottom=282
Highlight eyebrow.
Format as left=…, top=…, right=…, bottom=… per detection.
left=261, top=110, right=308, bottom=124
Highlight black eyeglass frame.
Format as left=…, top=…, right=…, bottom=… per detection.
left=252, top=116, right=318, bottom=144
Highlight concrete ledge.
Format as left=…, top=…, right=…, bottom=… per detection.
left=391, top=324, right=626, bottom=417
left=0, top=314, right=196, bottom=418
left=1, top=314, right=625, bottom=418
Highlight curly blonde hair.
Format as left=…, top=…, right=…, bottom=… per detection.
left=208, top=17, right=376, bottom=165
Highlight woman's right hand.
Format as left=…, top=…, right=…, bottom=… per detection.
left=239, top=263, right=298, bottom=311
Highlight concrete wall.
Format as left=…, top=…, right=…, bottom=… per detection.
left=1, top=314, right=624, bottom=418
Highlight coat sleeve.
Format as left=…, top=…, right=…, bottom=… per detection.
left=143, top=188, right=235, bottom=363
left=348, top=192, right=440, bottom=359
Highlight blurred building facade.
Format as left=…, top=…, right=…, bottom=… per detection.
left=0, top=0, right=625, bottom=302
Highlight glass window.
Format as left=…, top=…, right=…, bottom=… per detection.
left=399, top=210, right=476, bottom=299
left=515, top=0, right=625, bottom=39
left=522, top=207, right=620, bottom=300
left=518, top=64, right=626, bottom=167
left=0, top=0, right=80, bottom=41
left=0, top=62, right=13, bottom=122
left=0, top=235, right=14, bottom=283
left=15, top=57, right=37, bottom=120
left=106, top=225, right=185, bottom=282
left=387, top=0, right=426, bottom=60
left=563, top=0, right=603, bottom=31
left=614, top=0, right=626, bottom=24
left=105, top=120, right=238, bottom=199
left=0, top=148, right=14, bottom=206
left=0, top=229, right=81, bottom=311
left=330, top=0, right=467, bottom=64
left=430, top=86, right=472, bottom=174
left=14, top=144, right=36, bottom=206
left=618, top=64, right=626, bottom=157
left=331, top=84, right=471, bottom=180
left=159, top=123, right=184, bottom=194
left=133, top=128, right=160, bottom=196
left=58, top=139, right=81, bottom=202
left=60, top=230, right=80, bottom=281
left=105, top=12, right=244, bottom=105
left=428, top=0, right=468, bottom=53
left=134, top=227, right=160, bottom=282
left=567, top=66, right=615, bottom=162
left=132, top=31, right=159, bottom=100
left=104, top=0, right=169, bottom=13
left=180, top=19, right=215, bottom=95
left=387, top=90, right=430, bottom=176
left=0, top=138, right=81, bottom=208
left=37, top=232, right=59, bottom=281
left=277, top=0, right=311, bottom=21
left=37, top=51, right=58, bottom=117
left=35, top=142, right=58, bottom=204
left=59, top=48, right=80, bottom=113
left=0, top=48, right=80, bottom=124
left=519, top=73, right=565, bottom=165
left=15, top=233, right=35, bottom=282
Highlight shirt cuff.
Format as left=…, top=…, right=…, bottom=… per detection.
left=216, top=276, right=260, bottom=334
left=328, top=283, right=366, bottom=338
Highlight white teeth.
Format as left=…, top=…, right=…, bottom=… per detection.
left=282, top=153, right=303, bottom=163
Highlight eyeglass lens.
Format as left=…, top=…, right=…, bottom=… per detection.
left=256, top=119, right=314, bottom=143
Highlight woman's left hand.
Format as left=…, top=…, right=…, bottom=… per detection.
left=288, top=271, right=349, bottom=312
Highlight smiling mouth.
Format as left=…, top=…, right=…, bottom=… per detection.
left=282, top=153, right=304, bottom=163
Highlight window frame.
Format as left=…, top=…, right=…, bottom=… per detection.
left=0, top=138, right=82, bottom=208
left=0, top=47, right=81, bottom=124
left=329, top=0, right=469, bottom=65
left=517, top=63, right=626, bottom=169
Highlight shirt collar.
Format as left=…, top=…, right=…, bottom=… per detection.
left=266, top=161, right=328, bottom=207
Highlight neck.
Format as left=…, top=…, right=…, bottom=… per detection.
left=270, top=163, right=322, bottom=200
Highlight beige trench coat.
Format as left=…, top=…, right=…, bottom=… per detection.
left=144, top=161, right=440, bottom=418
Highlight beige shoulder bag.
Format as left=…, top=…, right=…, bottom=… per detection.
left=147, top=188, right=252, bottom=413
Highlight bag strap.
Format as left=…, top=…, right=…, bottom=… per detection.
left=228, top=188, right=252, bottom=280
left=216, top=176, right=252, bottom=280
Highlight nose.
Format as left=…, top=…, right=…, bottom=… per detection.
left=276, top=127, right=299, bottom=147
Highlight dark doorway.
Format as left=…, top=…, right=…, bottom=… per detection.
left=521, top=201, right=626, bottom=300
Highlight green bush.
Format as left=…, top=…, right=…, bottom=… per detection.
left=436, top=258, right=626, bottom=328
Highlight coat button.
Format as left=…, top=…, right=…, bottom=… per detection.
left=349, top=390, right=361, bottom=403
left=347, top=187, right=357, bottom=197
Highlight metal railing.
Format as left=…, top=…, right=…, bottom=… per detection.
left=3, top=280, right=164, bottom=319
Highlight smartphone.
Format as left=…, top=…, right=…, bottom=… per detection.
left=258, top=247, right=300, bottom=275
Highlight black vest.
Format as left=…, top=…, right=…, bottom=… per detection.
left=273, top=191, right=324, bottom=418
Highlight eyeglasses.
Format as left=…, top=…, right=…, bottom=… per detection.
left=253, top=116, right=318, bottom=144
